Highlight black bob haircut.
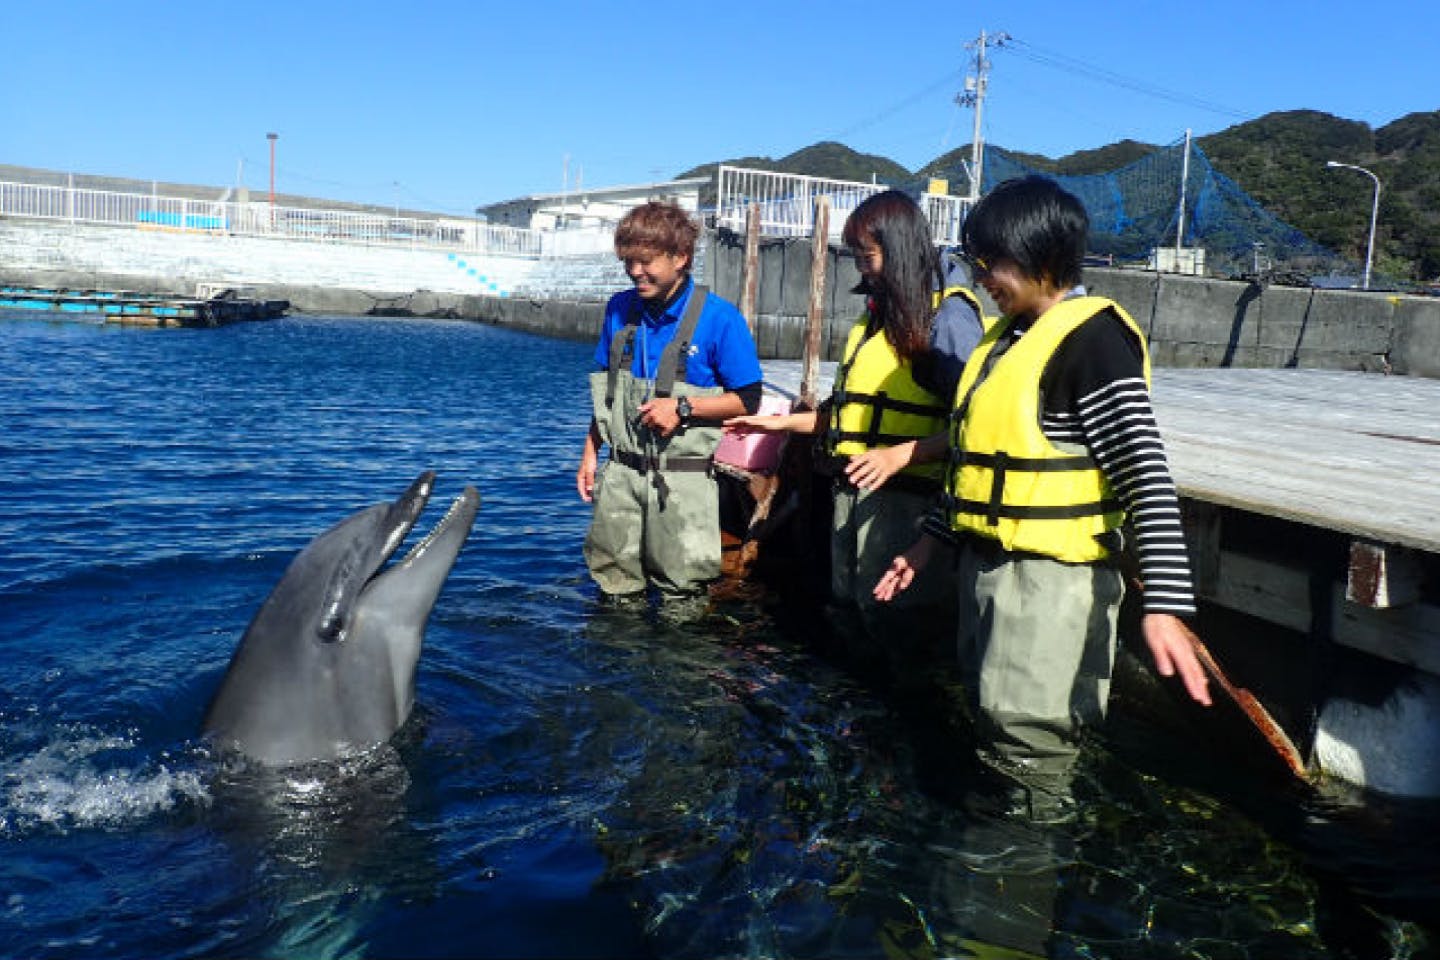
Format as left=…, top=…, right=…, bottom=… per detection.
left=961, top=175, right=1089, bottom=290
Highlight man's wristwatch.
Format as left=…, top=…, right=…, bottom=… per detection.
left=675, top=396, right=693, bottom=426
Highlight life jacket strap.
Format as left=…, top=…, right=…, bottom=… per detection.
left=941, top=492, right=1122, bottom=524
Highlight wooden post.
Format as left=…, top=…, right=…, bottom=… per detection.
left=800, top=196, right=829, bottom=409
left=739, top=202, right=760, bottom=334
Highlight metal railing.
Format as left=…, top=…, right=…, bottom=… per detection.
left=714, top=165, right=970, bottom=245
left=0, top=180, right=545, bottom=258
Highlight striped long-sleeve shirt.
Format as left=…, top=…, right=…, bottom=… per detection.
left=924, top=306, right=1197, bottom=616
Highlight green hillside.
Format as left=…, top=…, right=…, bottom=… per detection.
left=682, top=111, right=1440, bottom=282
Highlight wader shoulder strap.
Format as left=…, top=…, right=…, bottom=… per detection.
left=604, top=301, right=644, bottom=407
left=653, top=285, right=710, bottom=398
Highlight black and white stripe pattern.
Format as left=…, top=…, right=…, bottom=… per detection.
left=1046, top=376, right=1196, bottom=615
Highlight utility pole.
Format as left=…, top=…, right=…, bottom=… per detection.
left=1175, top=128, right=1192, bottom=255
left=956, top=30, right=1009, bottom=205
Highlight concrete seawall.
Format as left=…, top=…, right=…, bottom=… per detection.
left=4, top=217, right=1438, bottom=376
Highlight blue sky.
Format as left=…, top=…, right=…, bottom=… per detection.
left=2, top=0, right=1433, bottom=216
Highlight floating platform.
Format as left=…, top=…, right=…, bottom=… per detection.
left=0, top=285, right=289, bottom=326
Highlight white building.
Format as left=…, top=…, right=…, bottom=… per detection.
left=477, top=177, right=708, bottom=232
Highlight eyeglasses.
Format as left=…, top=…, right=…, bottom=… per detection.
left=959, top=250, right=992, bottom=277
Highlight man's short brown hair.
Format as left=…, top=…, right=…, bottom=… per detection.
left=614, top=201, right=699, bottom=262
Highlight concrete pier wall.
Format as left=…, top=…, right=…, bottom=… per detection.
left=4, top=217, right=1438, bottom=377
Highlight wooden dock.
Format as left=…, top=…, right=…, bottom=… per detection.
left=760, top=361, right=1440, bottom=794
left=761, top=361, right=1440, bottom=674
left=1154, top=368, right=1440, bottom=555
left=0, top=285, right=289, bottom=326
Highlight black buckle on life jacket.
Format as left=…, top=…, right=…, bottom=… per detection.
left=986, top=451, right=1008, bottom=526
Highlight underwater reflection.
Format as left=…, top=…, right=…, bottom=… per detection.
left=568, top=592, right=1440, bottom=959
left=205, top=740, right=443, bottom=959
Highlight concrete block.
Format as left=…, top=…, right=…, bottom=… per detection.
left=752, top=314, right=781, bottom=359
left=756, top=241, right=788, bottom=317
left=1253, top=284, right=1314, bottom=365
left=1086, top=267, right=1159, bottom=334
left=708, top=236, right=743, bottom=306
left=780, top=240, right=815, bottom=317
left=1299, top=290, right=1395, bottom=355
left=1152, top=274, right=1253, bottom=351
left=827, top=249, right=863, bottom=319
left=1391, top=296, right=1440, bottom=378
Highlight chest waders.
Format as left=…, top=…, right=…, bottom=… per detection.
left=940, top=298, right=1143, bottom=805
left=584, top=287, right=725, bottom=598
left=822, top=311, right=958, bottom=664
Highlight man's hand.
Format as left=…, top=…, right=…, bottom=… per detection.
left=576, top=452, right=598, bottom=503
left=637, top=397, right=683, bottom=437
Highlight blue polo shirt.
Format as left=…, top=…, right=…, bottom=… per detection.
left=594, top=278, right=762, bottom=390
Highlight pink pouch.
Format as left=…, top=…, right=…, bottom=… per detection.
left=714, top=394, right=791, bottom=474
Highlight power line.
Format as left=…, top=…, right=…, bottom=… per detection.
left=826, top=69, right=964, bottom=143
left=1000, top=39, right=1248, bottom=120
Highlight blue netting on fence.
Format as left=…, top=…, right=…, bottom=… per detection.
left=981, top=141, right=1340, bottom=276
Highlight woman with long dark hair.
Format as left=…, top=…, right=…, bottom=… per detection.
left=726, top=189, right=984, bottom=660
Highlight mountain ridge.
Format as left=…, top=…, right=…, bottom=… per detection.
left=677, top=110, right=1440, bottom=281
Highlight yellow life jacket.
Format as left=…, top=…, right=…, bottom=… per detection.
left=826, top=285, right=983, bottom=482
left=943, top=296, right=1150, bottom=563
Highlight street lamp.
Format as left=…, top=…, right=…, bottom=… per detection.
left=1325, top=160, right=1380, bottom=290
left=267, top=132, right=277, bottom=231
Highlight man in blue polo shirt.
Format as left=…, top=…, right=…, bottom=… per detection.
left=576, top=201, right=763, bottom=606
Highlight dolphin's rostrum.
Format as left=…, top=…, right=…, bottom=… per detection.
left=204, top=471, right=479, bottom=765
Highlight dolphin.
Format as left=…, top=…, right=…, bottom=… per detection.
left=203, top=471, right=479, bottom=766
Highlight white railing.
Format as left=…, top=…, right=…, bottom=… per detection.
left=0, top=181, right=545, bottom=258
left=919, top=192, right=971, bottom=246
left=714, top=165, right=971, bottom=245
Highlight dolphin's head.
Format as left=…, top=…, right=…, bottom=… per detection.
left=203, top=471, right=479, bottom=766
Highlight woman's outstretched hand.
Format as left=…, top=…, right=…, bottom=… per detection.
left=873, top=534, right=937, bottom=602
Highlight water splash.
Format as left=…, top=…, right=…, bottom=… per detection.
left=0, top=721, right=210, bottom=835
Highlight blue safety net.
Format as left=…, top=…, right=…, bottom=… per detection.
left=980, top=141, right=1342, bottom=278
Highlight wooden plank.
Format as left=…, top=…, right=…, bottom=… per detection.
left=1210, top=549, right=1440, bottom=675
left=760, top=361, right=1440, bottom=554
left=1347, top=541, right=1423, bottom=609
left=799, top=198, right=829, bottom=409
left=1153, top=369, right=1440, bottom=553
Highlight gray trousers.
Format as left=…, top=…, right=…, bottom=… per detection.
left=829, top=483, right=956, bottom=674
left=956, top=540, right=1124, bottom=789
left=584, top=460, right=721, bottom=598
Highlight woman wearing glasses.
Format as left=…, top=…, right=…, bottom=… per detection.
left=725, top=189, right=984, bottom=674
left=875, top=175, right=1212, bottom=821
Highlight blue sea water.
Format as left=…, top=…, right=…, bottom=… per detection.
left=0, top=312, right=1435, bottom=959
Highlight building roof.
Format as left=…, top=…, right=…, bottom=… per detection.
left=476, top=177, right=708, bottom=214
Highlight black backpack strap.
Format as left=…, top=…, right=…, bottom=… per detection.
left=653, top=285, right=709, bottom=398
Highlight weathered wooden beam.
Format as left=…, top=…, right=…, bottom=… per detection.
left=739, top=202, right=760, bottom=334
left=1180, top=500, right=1223, bottom=598
left=1346, top=539, right=1422, bottom=609
left=1207, top=548, right=1440, bottom=676
left=799, top=196, right=829, bottom=409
